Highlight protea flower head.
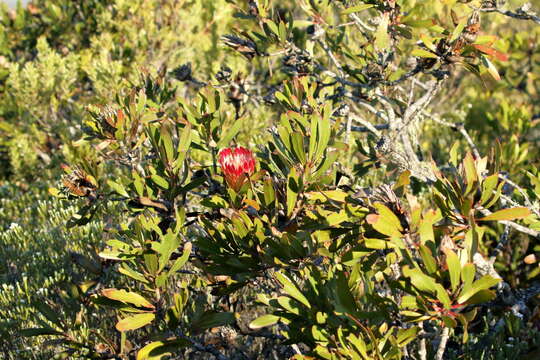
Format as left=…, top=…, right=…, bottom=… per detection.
left=218, top=146, right=256, bottom=192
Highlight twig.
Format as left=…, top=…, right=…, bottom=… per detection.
left=350, top=123, right=390, bottom=134
left=375, top=92, right=397, bottom=126
left=401, top=80, right=441, bottom=127
left=418, top=322, right=427, bottom=360
left=498, top=173, right=540, bottom=218
left=238, top=328, right=285, bottom=341
left=422, top=111, right=481, bottom=159
left=348, top=12, right=375, bottom=32
left=490, top=224, right=510, bottom=260
left=382, top=66, right=423, bottom=87
left=477, top=5, right=540, bottom=25
left=349, top=114, right=387, bottom=135
left=497, top=219, right=539, bottom=238
left=455, top=123, right=481, bottom=159
left=332, top=21, right=356, bottom=28
left=317, top=39, right=345, bottom=77
left=351, top=98, right=389, bottom=121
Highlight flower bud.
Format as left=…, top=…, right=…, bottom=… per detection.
left=218, top=147, right=256, bottom=192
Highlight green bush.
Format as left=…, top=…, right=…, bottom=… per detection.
left=1, top=0, right=540, bottom=359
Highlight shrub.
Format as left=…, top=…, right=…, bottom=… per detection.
left=1, top=1, right=540, bottom=359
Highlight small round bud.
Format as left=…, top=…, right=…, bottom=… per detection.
left=171, top=63, right=192, bottom=82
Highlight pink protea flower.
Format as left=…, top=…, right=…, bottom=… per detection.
left=218, top=146, right=256, bottom=192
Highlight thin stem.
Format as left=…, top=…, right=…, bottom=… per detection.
left=418, top=322, right=427, bottom=360
left=435, top=327, right=450, bottom=360
left=476, top=5, right=540, bottom=25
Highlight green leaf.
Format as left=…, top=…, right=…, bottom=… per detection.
left=366, top=203, right=403, bottom=237
left=168, top=242, right=192, bottom=277
left=461, top=263, right=476, bottom=292
left=152, top=231, right=181, bottom=273
left=444, top=249, right=461, bottom=293
left=411, top=48, right=438, bottom=59
left=457, top=275, right=500, bottom=304
left=305, top=190, right=348, bottom=203
left=347, top=333, right=369, bottom=358
left=265, top=19, right=280, bottom=38
left=449, top=142, right=460, bottom=167
left=217, top=118, right=244, bottom=148
left=481, top=55, right=501, bottom=81
left=435, top=284, right=452, bottom=309
left=479, top=174, right=500, bottom=206
left=334, top=272, right=357, bottom=314
left=136, top=342, right=169, bottom=360
left=108, top=180, right=129, bottom=197
left=136, top=339, right=189, bottom=360
left=403, top=267, right=437, bottom=294
left=375, top=13, right=391, bottom=51
left=442, top=315, right=457, bottom=328
left=478, top=207, right=530, bottom=221
left=116, top=313, right=155, bottom=332
left=402, top=19, right=434, bottom=28
left=419, top=245, right=437, bottom=275
left=397, top=327, right=419, bottom=346
left=262, top=177, right=276, bottom=206
left=314, top=115, right=331, bottom=163
left=119, top=264, right=149, bottom=284
left=312, top=149, right=337, bottom=180
left=275, top=272, right=311, bottom=308
left=173, top=124, right=192, bottom=171
left=343, top=4, right=374, bottom=14
left=160, top=126, right=174, bottom=163
left=450, top=19, right=467, bottom=43
left=20, top=327, right=64, bottom=337
left=290, top=132, right=306, bottom=164
left=151, top=174, right=170, bottom=190
left=191, top=311, right=236, bottom=334
left=420, top=34, right=437, bottom=52
left=35, top=302, right=63, bottom=329
left=278, top=20, right=288, bottom=42
left=287, top=168, right=300, bottom=217
left=464, top=289, right=496, bottom=305
left=101, top=289, right=154, bottom=309
left=463, top=152, right=478, bottom=196
left=249, top=314, right=281, bottom=329
left=276, top=296, right=301, bottom=315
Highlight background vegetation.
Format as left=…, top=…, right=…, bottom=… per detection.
left=1, top=0, right=540, bottom=359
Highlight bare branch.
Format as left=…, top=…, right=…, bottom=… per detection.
left=348, top=12, right=375, bottom=32
left=478, top=4, right=540, bottom=25
left=317, top=39, right=345, bottom=78
left=435, top=327, right=450, bottom=360
left=498, top=173, right=540, bottom=218
left=418, top=322, right=427, bottom=360
left=422, top=111, right=481, bottom=159
left=350, top=123, right=390, bottom=134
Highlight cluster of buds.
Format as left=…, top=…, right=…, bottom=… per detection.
left=218, top=147, right=256, bottom=192
left=171, top=62, right=193, bottom=82
left=215, top=65, right=233, bottom=84
left=221, top=34, right=261, bottom=60
left=86, top=105, right=121, bottom=140
left=61, top=165, right=98, bottom=199
left=282, top=46, right=313, bottom=76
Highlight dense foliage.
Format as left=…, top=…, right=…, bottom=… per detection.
left=1, top=0, right=540, bottom=359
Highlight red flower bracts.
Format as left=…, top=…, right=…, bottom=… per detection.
left=218, top=146, right=256, bottom=192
